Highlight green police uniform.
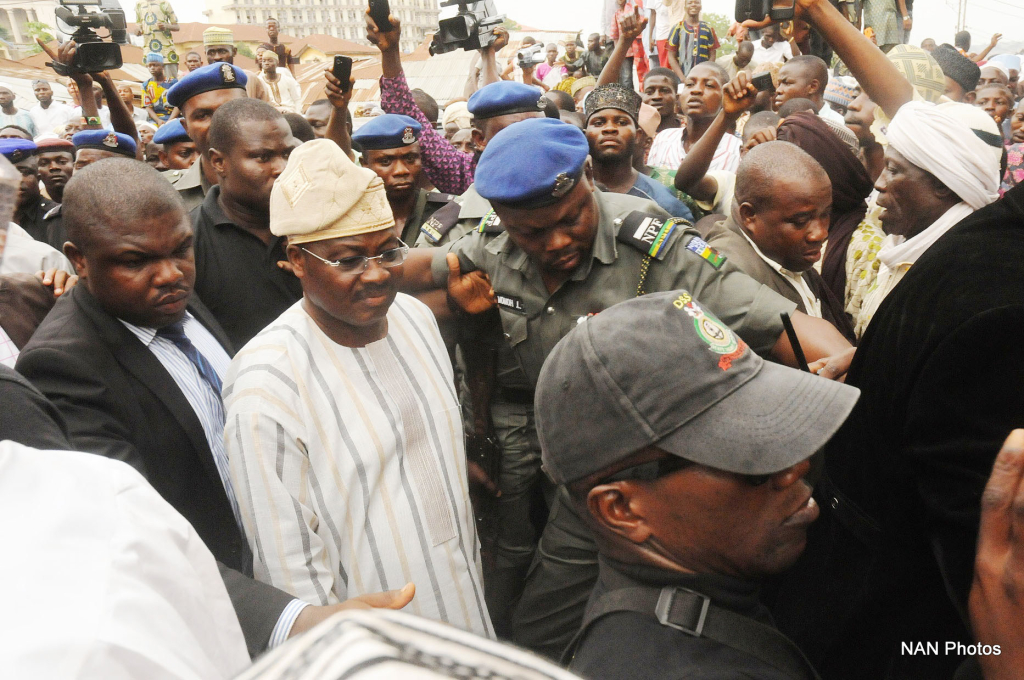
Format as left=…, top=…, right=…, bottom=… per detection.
left=432, top=190, right=798, bottom=658
left=419, top=183, right=548, bottom=636
left=169, top=156, right=210, bottom=214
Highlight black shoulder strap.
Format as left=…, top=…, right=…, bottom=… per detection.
left=615, top=211, right=689, bottom=261
left=418, top=199, right=464, bottom=245
left=563, top=585, right=820, bottom=680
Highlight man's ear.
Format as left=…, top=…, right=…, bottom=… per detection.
left=587, top=481, right=653, bottom=545
left=964, top=90, right=977, bottom=104
left=583, top=155, right=594, bottom=183
left=737, top=201, right=759, bottom=232
left=208, top=147, right=227, bottom=177
left=285, top=242, right=307, bottom=279
left=64, top=242, right=86, bottom=279
left=470, top=126, right=486, bottom=150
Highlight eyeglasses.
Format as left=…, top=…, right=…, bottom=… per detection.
left=301, top=241, right=409, bottom=274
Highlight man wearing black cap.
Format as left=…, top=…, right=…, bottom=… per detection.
left=584, top=83, right=692, bottom=219
left=165, top=62, right=249, bottom=212
left=931, top=44, right=981, bottom=102
left=537, top=291, right=858, bottom=679
left=351, top=113, right=455, bottom=246
left=34, top=138, right=75, bottom=250
left=400, top=116, right=854, bottom=656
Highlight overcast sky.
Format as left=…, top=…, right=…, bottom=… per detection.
left=156, top=0, right=1022, bottom=53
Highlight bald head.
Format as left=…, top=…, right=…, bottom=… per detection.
left=777, top=56, right=829, bottom=107
left=735, top=141, right=829, bottom=213
left=64, top=158, right=185, bottom=254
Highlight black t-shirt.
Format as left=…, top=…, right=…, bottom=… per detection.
left=16, top=197, right=57, bottom=244
left=572, top=558, right=797, bottom=680
left=190, top=186, right=302, bottom=351
left=773, top=183, right=1024, bottom=679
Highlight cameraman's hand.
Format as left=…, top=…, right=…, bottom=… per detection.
left=366, top=10, right=401, bottom=54
left=487, top=27, right=509, bottom=53
left=618, top=6, right=648, bottom=45
left=38, top=39, right=92, bottom=88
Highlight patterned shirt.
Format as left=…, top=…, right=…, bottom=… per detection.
left=610, top=0, right=646, bottom=58
left=667, top=20, right=719, bottom=74
left=380, top=74, right=475, bottom=195
left=143, top=76, right=177, bottom=120
left=224, top=295, right=493, bottom=638
left=136, top=0, right=179, bottom=64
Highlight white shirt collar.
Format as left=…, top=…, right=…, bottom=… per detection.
left=739, top=227, right=822, bottom=317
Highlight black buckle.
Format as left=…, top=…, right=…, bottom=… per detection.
left=655, top=586, right=711, bottom=637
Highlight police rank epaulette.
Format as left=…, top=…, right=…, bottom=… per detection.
left=418, top=199, right=463, bottom=245
left=425, top=191, right=457, bottom=203
left=476, top=209, right=505, bottom=235
left=615, top=211, right=688, bottom=261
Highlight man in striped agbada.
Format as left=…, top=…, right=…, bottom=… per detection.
left=223, top=138, right=494, bottom=638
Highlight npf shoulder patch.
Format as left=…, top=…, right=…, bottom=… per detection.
left=684, top=235, right=726, bottom=269
left=615, top=211, right=687, bottom=261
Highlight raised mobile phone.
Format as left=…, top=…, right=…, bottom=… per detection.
left=751, top=71, right=774, bottom=91
left=368, top=0, right=393, bottom=32
left=333, top=55, right=352, bottom=91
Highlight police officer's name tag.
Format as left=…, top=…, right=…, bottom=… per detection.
left=616, top=211, right=685, bottom=261
left=495, top=292, right=527, bottom=315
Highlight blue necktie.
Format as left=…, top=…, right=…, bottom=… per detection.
left=157, top=321, right=223, bottom=394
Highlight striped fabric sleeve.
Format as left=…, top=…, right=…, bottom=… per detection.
left=268, top=598, right=311, bottom=648
left=379, top=73, right=476, bottom=195
left=225, top=406, right=339, bottom=607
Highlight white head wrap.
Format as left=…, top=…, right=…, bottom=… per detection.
left=885, top=101, right=1001, bottom=210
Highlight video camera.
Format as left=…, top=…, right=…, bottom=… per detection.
left=429, top=0, right=505, bottom=56
left=516, top=44, right=545, bottom=70
left=734, top=0, right=797, bottom=23
left=53, top=0, right=129, bottom=75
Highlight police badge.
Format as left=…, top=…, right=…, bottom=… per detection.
left=102, top=132, right=119, bottom=148
left=402, top=127, right=415, bottom=145
left=221, top=63, right=236, bottom=82
left=551, top=172, right=575, bottom=198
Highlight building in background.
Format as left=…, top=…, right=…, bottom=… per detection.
left=202, top=0, right=440, bottom=53
left=0, top=1, right=58, bottom=54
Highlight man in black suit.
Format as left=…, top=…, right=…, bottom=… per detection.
left=16, top=158, right=413, bottom=658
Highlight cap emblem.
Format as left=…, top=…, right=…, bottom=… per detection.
left=552, top=172, right=575, bottom=198
left=221, top=63, right=236, bottom=82
left=402, top=127, right=415, bottom=145
left=680, top=298, right=741, bottom=362
left=102, top=132, right=118, bottom=148
left=537, top=98, right=546, bottom=110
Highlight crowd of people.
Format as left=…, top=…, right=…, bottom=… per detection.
left=2, top=0, right=1024, bottom=678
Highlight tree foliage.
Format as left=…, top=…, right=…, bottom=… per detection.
left=703, top=12, right=735, bottom=55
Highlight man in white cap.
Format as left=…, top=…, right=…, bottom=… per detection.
left=854, top=101, right=1002, bottom=336
left=223, top=139, right=494, bottom=640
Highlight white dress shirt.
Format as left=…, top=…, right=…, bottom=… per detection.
left=752, top=39, right=793, bottom=64
left=29, top=101, right=74, bottom=139
left=741, top=228, right=822, bottom=317
left=121, top=311, right=310, bottom=646
left=0, top=441, right=251, bottom=679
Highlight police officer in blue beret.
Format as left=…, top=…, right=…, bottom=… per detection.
left=0, top=138, right=55, bottom=245
left=352, top=113, right=454, bottom=246
left=164, top=62, right=248, bottom=211
left=71, top=130, right=138, bottom=170
left=397, top=115, right=854, bottom=657
left=152, top=118, right=197, bottom=175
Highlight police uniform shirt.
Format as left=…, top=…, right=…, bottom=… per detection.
left=431, top=190, right=796, bottom=387
left=571, top=557, right=796, bottom=680
left=172, top=155, right=212, bottom=213
left=16, top=197, right=58, bottom=244
left=191, top=185, right=302, bottom=350
left=41, top=203, right=66, bottom=252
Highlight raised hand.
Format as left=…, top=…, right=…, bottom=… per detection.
left=723, top=72, right=758, bottom=120
left=366, top=9, right=402, bottom=53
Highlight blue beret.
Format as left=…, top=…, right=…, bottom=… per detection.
left=166, top=62, right=247, bottom=109
left=476, top=118, right=589, bottom=209
left=72, top=130, right=137, bottom=158
left=152, top=119, right=192, bottom=146
left=351, top=114, right=422, bottom=150
left=468, top=81, right=546, bottom=121
left=0, top=138, right=37, bottom=163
